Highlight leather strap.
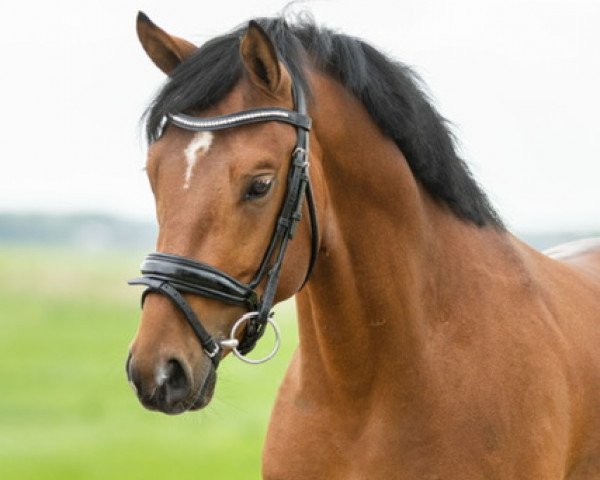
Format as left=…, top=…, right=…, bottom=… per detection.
left=169, top=108, right=311, bottom=132
left=137, top=253, right=258, bottom=308
left=129, top=277, right=221, bottom=366
left=303, top=181, right=319, bottom=287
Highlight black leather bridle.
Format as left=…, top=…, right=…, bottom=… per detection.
left=129, top=80, right=318, bottom=367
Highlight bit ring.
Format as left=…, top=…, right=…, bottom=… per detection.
left=221, top=312, right=281, bottom=365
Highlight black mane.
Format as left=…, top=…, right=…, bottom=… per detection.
left=145, top=16, right=503, bottom=228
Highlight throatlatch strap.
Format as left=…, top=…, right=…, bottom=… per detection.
left=303, top=182, right=319, bottom=286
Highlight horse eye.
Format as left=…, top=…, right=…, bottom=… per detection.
left=245, top=177, right=273, bottom=200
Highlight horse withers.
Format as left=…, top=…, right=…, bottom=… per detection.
left=126, top=12, right=600, bottom=479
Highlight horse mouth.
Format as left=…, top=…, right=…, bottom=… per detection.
left=161, top=365, right=217, bottom=414
left=189, top=366, right=217, bottom=410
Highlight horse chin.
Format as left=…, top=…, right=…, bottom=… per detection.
left=189, top=366, right=217, bottom=411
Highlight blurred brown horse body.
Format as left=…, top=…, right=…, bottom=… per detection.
left=128, top=13, right=600, bottom=479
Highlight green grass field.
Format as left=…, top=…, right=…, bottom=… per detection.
left=0, top=247, right=298, bottom=479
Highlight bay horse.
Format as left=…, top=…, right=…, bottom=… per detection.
left=126, top=11, right=600, bottom=479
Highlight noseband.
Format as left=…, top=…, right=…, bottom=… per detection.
left=129, top=80, right=318, bottom=367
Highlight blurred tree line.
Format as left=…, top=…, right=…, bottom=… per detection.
left=0, top=213, right=156, bottom=251
left=0, top=212, right=597, bottom=252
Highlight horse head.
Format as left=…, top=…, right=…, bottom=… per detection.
left=126, top=13, right=321, bottom=414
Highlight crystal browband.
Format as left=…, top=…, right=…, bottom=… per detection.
left=169, top=108, right=312, bottom=132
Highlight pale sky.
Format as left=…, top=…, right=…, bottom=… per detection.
left=1, top=0, right=598, bottom=233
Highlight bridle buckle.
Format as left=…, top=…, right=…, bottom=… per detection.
left=204, top=342, right=221, bottom=359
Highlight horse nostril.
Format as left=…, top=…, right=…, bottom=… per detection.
left=161, top=358, right=191, bottom=404
left=126, top=355, right=193, bottom=412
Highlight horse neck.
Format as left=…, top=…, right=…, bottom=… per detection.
left=294, top=74, right=516, bottom=401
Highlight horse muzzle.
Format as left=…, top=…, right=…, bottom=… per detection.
left=126, top=351, right=216, bottom=414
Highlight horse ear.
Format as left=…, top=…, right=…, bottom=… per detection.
left=240, top=21, right=290, bottom=96
left=136, top=11, right=197, bottom=75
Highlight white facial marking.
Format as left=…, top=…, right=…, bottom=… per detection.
left=183, top=131, right=213, bottom=189
left=155, top=364, right=169, bottom=387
